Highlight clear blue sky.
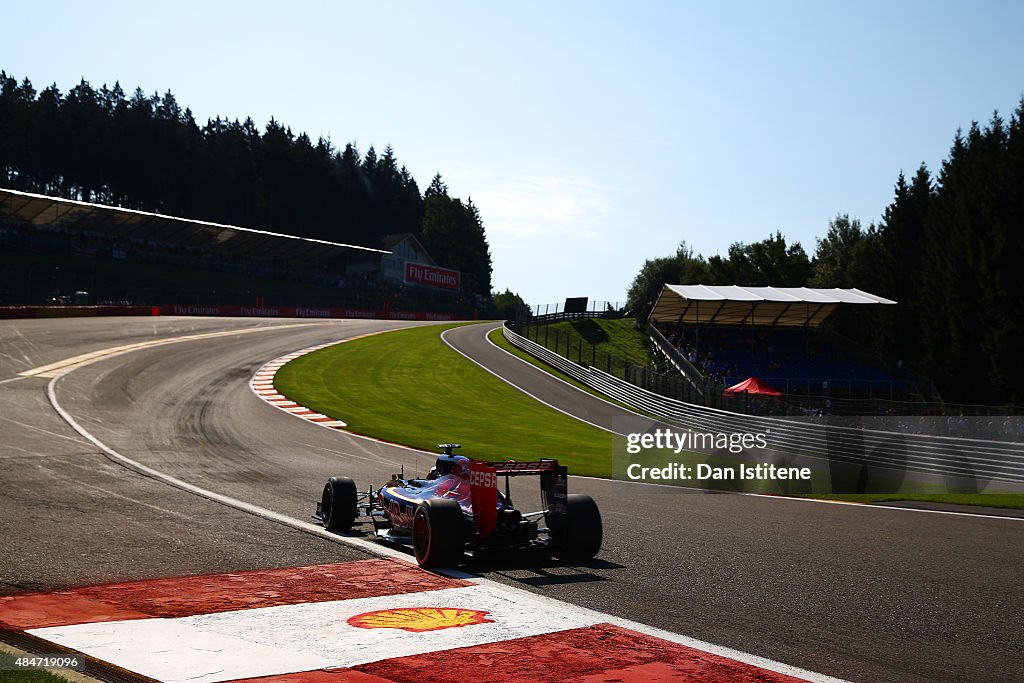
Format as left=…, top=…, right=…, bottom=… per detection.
left=4, top=1, right=1023, bottom=306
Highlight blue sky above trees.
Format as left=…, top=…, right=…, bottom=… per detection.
left=5, top=0, right=1023, bottom=305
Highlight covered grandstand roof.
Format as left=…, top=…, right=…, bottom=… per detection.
left=649, top=284, right=896, bottom=327
left=0, top=188, right=389, bottom=264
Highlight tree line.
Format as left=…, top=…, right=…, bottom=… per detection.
left=0, top=71, right=492, bottom=295
left=627, top=101, right=1024, bottom=406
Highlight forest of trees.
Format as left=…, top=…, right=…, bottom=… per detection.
left=0, top=71, right=492, bottom=295
left=628, top=101, right=1024, bottom=406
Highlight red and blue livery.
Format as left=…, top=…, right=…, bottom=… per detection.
left=315, top=444, right=602, bottom=567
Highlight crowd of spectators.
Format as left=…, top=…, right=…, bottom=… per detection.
left=662, top=326, right=744, bottom=385
left=652, top=321, right=933, bottom=417
left=657, top=322, right=894, bottom=392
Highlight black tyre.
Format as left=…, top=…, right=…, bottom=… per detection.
left=321, top=477, right=358, bottom=532
left=554, top=494, right=602, bottom=560
left=412, top=498, right=465, bottom=567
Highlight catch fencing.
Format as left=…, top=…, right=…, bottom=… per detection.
left=525, top=301, right=627, bottom=324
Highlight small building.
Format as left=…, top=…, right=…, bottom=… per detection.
left=374, top=233, right=462, bottom=293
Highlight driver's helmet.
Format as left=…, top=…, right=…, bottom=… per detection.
left=428, top=454, right=471, bottom=479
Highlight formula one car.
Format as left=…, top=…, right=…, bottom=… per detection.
left=314, top=444, right=602, bottom=567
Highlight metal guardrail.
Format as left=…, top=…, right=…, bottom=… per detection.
left=502, top=322, right=1024, bottom=487
left=504, top=322, right=593, bottom=384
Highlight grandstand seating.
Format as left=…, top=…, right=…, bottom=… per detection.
left=658, top=323, right=908, bottom=398
left=0, top=218, right=479, bottom=316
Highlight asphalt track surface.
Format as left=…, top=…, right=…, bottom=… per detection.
left=2, top=317, right=1022, bottom=682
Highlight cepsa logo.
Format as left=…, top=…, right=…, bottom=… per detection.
left=491, top=461, right=556, bottom=472
left=469, top=469, right=497, bottom=488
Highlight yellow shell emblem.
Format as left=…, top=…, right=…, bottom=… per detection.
left=348, top=607, right=493, bottom=632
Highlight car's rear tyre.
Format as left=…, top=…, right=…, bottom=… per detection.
left=412, top=498, right=465, bottom=567
left=321, top=477, right=358, bottom=532
left=553, top=494, right=602, bottom=560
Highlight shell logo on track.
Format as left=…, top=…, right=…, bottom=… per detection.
left=348, top=607, right=493, bottom=632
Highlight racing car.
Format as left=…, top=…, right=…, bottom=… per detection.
left=314, top=444, right=602, bottom=567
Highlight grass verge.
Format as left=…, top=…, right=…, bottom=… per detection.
left=275, top=324, right=613, bottom=477
left=516, top=318, right=653, bottom=379
left=0, top=670, right=76, bottom=683
left=493, top=329, right=1024, bottom=510
left=0, top=649, right=81, bottom=683
left=486, top=326, right=642, bottom=412
left=544, top=318, right=652, bottom=366
left=277, top=323, right=1024, bottom=510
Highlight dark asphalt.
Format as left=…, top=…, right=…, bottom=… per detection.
left=1, top=317, right=1022, bottom=682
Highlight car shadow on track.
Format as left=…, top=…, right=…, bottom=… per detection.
left=467, top=553, right=625, bottom=587
left=337, top=530, right=626, bottom=587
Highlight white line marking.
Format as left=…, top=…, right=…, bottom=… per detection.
left=474, top=324, right=1024, bottom=522
left=741, top=492, right=1024, bottom=521
left=440, top=326, right=620, bottom=435
left=46, top=374, right=410, bottom=563
left=20, top=322, right=335, bottom=379
left=260, top=323, right=1024, bottom=523
left=482, top=322, right=653, bottom=418
left=449, top=571, right=848, bottom=683
left=41, top=334, right=847, bottom=683
left=31, top=322, right=1016, bottom=680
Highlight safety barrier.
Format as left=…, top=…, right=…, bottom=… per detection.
left=502, top=322, right=1024, bottom=488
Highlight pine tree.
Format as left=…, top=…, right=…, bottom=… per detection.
left=424, top=172, right=448, bottom=199
left=0, top=69, right=493, bottom=298
left=420, top=193, right=492, bottom=295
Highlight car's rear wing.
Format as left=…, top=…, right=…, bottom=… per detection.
left=485, top=459, right=560, bottom=475
left=477, top=459, right=568, bottom=530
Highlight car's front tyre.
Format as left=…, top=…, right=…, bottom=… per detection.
left=321, top=477, right=358, bottom=532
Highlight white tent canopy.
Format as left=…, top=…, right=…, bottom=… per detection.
left=649, top=284, right=896, bottom=327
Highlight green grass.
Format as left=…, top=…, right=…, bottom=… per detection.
left=493, top=327, right=1024, bottom=510
left=0, top=671, right=75, bottom=683
left=0, top=650, right=78, bottom=683
left=276, top=323, right=1024, bottom=510
left=487, top=326, right=643, bottom=412
left=520, top=318, right=653, bottom=375
left=489, top=325, right=668, bottom=418
left=275, top=323, right=614, bottom=477
left=552, top=318, right=651, bottom=363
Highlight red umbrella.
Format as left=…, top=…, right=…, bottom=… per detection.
left=723, top=376, right=782, bottom=397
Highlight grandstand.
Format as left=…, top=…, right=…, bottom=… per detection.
left=646, top=284, right=938, bottom=415
left=0, top=188, right=481, bottom=318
